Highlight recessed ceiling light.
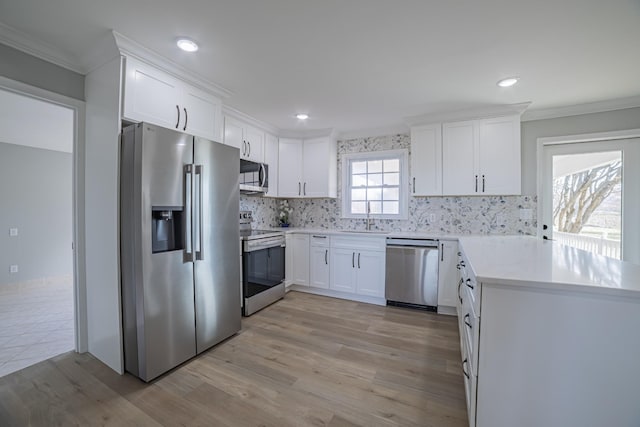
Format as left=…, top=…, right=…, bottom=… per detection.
left=177, top=38, right=199, bottom=52
left=296, top=113, right=309, bottom=120
left=497, top=77, right=519, bottom=88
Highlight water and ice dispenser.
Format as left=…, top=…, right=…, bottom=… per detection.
left=151, top=207, right=184, bottom=253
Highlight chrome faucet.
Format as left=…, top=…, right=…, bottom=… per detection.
left=366, top=201, right=374, bottom=231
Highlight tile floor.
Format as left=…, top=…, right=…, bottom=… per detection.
left=0, top=275, right=74, bottom=377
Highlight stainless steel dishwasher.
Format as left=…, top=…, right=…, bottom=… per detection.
left=385, top=238, right=439, bottom=311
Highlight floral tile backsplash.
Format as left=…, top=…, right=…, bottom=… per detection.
left=241, top=133, right=537, bottom=235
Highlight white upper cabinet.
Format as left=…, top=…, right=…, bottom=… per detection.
left=264, top=133, right=279, bottom=197
left=477, top=116, right=521, bottom=195
left=411, top=124, right=443, bottom=196
left=441, top=115, right=521, bottom=196
left=442, top=120, right=477, bottom=195
left=302, top=137, right=337, bottom=198
left=123, top=56, right=222, bottom=142
left=223, top=116, right=265, bottom=162
left=278, top=138, right=304, bottom=197
left=278, top=137, right=337, bottom=198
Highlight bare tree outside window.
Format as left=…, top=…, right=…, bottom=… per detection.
left=553, top=160, right=622, bottom=233
left=552, top=151, right=622, bottom=259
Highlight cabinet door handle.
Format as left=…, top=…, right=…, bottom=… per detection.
left=458, top=278, right=463, bottom=304
left=465, top=278, right=474, bottom=290
left=303, top=182, right=306, bottom=196
left=462, top=359, right=470, bottom=379
left=475, top=175, right=478, bottom=192
left=175, top=105, right=180, bottom=129
left=482, top=174, right=485, bottom=192
left=357, top=252, right=361, bottom=268
left=298, top=182, right=301, bottom=196
left=440, top=244, right=444, bottom=261
left=413, top=177, right=416, bottom=193
left=325, top=249, right=328, bottom=265
left=464, top=313, right=472, bottom=329
left=248, top=141, right=251, bottom=157
left=183, top=107, right=188, bottom=131
left=352, top=252, right=355, bottom=268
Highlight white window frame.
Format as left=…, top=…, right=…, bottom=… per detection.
left=341, top=149, right=409, bottom=220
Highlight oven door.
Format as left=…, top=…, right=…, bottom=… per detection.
left=243, top=243, right=285, bottom=308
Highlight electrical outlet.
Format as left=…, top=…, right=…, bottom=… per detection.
left=496, top=213, right=506, bottom=227
left=10, top=265, right=18, bottom=273
left=9, top=228, right=18, bottom=237
left=520, top=208, right=533, bottom=220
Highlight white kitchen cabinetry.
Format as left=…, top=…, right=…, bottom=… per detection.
left=330, top=236, right=385, bottom=297
left=309, top=235, right=330, bottom=289
left=411, top=124, right=442, bottom=196
left=278, top=137, right=337, bottom=198
left=264, top=133, right=279, bottom=197
left=437, top=240, right=459, bottom=313
left=223, top=116, right=264, bottom=162
left=290, top=234, right=310, bottom=286
left=442, top=115, right=520, bottom=195
left=123, top=56, right=222, bottom=141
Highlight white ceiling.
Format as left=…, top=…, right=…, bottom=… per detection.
left=1, top=0, right=639, bottom=134
left=0, top=89, right=74, bottom=153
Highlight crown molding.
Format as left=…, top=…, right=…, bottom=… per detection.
left=279, top=128, right=336, bottom=139
left=405, top=102, right=531, bottom=127
left=221, top=105, right=279, bottom=135
left=521, top=96, right=640, bottom=122
left=112, top=31, right=232, bottom=99
left=0, top=21, right=84, bottom=73
left=337, top=123, right=409, bottom=140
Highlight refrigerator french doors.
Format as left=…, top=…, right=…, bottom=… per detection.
left=120, top=123, right=240, bottom=382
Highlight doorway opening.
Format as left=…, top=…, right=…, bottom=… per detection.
left=539, top=132, right=640, bottom=264
left=0, top=87, right=76, bottom=377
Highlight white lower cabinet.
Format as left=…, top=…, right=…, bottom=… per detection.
left=290, top=234, right=309, bottom=286
left=329, top=236, right=385, bottom=297
left=309, top=235, right=330, bottom=289
left=437, top=240, right=459, bottom=311
left=330, top=248, right=357, bottom=293
left=288, top=233, right=386, bottom=304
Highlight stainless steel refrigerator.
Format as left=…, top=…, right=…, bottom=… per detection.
left=120, top=122, right=241, bottom=382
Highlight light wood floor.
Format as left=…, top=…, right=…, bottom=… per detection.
left=0, top=291, right=467, bottom=427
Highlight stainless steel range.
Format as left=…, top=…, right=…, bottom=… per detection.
left=240, top=211, right=286, bottom=316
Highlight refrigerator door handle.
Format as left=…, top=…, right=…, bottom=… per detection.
left=194, top=164, right=204, bottom=261
left=184, top=164, right=194, bottom=262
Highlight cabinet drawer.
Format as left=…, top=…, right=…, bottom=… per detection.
left=310, top=234, right=330, bottom=247
left=331, top=236, right=386, bottom=251
left=461, top=285, right=480, bottom=374
left=458, top=250, right=480, bottom=315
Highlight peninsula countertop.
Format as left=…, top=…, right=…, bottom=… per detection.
left=458, top=235, right=640, bottom=298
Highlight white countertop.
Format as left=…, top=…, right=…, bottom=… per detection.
left=272, top=227, right=461, bottom=240
left=458, top=236, right=640, bottom=297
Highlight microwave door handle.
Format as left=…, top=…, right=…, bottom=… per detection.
left=195, top=165, right=204, bottom=261
left=184, top=164, right=193, bottom=262
left=259, top=163, right=267, bottom=188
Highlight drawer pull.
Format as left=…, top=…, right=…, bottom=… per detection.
left=313, top=235, right=327, bottom=239
left=464, top=313, right=472, bottom=329
left=465, top=278, right=474, bottom=290
left=462, top=359, right=470, bottom=379
left=458, top=278, right=463, bottom=304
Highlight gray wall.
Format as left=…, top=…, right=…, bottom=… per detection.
left=521, top=107, right=640, bottom=195
left=0, top=43, right=84, bottom=100
left=0, top=142, right=73, bottom=285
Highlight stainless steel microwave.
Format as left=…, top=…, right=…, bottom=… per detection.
left=239, top=159, right=268, bottom=195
